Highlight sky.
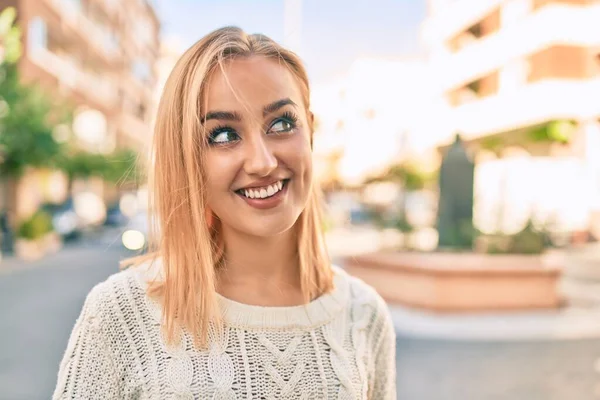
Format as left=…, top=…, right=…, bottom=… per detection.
left=152, top=0, right=427, bottom=84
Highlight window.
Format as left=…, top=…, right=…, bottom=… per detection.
left=136, top=103, right=146, bottom=120
left=65, top=0, right=82, bottom=13
left=28, top=17, right=47, bottom=52
left=131, top=59, right=152, bottom=83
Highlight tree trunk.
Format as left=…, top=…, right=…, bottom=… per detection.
left=2, top=176, right=18, bottom=229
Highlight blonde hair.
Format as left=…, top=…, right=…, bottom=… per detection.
left=123, top=27, right=333, bottom=349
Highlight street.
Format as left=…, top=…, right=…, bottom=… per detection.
left=1, top=241, right=600, bottom=399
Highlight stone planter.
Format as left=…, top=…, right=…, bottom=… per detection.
left=14, top=238, right=45, bottom=261
left=343, top=251, right=562, bottom=312
left=559, top=244, right=600, bottom=307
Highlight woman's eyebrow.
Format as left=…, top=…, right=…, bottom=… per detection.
left=200, top=98, right=296, bottom=123
left=200, top=110, right=243, bottom=124
left=263, top=98, right=297, bottom=116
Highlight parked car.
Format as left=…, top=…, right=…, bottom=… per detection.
left=40, top=199, right=82, bottom=240
left=104, top=202, right=129, bottom=227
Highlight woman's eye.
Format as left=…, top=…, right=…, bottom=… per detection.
left=209, top=129, right=239, bottom=145
left=269, top=120, right=294, bottom=134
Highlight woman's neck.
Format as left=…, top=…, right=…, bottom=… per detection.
left=216, top=226, right=303, bottom=306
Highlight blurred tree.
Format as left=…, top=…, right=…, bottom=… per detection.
left=57, top=150, right=107, bottom=193
left=0, top=7, right=22, bottom=66
left=0, top=66, right=67, bottom=177
left=0, top=67, right=68, bottom=235
left=57, top=147, right=141, bottom=193
left=528, top=120, right=575, bottom=144
left=363, top=160, right=436, bottom=237
left=365, top=160, right=437, bottom=190
left=102, top=148, right=141, bottom=186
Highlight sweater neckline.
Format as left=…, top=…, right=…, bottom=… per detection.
left=215, top=266, right=348, bottom=329
left=134, top=260, right=349, bottom=330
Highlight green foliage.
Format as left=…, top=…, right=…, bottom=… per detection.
left=365, top=161, right=437, bottom=191
left=507, top=220, right=547, bottom=254
left=482, top=220, right=548, bottom=255
left=0, top=9, right=71, bottom=178
left=102, top=148, right=140, bottom=185
left=528, top=120, right=575, bottom=144
left=0, top=7, right=22, bottom=65
left=394, top=215, right=414, bottom=233
left=16, top=210, right=53, bottom=240
left=57, top=150, right=107, bottom=180
left=367, top=206, right=414, bottom=233
left=58, top=147, right=141, bottom=186
left=480, top=136, right=504, bottom=154
left=0, top=65, right=66, bottom=177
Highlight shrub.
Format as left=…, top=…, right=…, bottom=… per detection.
left=16, top=210, right=53, bottom=240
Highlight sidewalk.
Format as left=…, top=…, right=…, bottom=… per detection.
left=389, top=303, right=600, bottom=341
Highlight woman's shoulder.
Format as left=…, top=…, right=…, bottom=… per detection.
left=334, top=265, right=392, bottom=328
left=81, top=258, right=159, bottom=317
left=334, top=265, right=386, bottom=309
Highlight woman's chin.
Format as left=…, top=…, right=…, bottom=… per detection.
left=235, top=215, right=299, bottom=238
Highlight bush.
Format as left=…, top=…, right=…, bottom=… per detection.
left=16, top=210, right=53, bottom=240
left=480, top=220, right=548, bottom=255
left=508, top=220, right=546, bottom=254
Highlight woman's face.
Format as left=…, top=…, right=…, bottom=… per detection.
left=202, top=56, right=313, bottom=238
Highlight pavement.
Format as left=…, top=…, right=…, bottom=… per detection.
left=389, top=304, right=600, bottom=342
left=2, top=238, right=600, bottom=399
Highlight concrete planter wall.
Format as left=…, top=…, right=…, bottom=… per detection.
left=559, top=244, right=600, bottom=307
left=15, top=239, right=45, bottom=261
left=344, top=252, right=562, bottom=312
left=15, top=232, right=63, bottom=261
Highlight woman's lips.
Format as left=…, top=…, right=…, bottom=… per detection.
left=235, top=179, right=289, bottom=210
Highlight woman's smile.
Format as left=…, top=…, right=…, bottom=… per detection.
left=234, top=178, right=291, bottom=210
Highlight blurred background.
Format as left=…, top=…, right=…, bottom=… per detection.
left=1, top=0, right=600, bottom=399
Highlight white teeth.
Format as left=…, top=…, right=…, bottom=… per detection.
left=241, top=180, right=286, bottom=199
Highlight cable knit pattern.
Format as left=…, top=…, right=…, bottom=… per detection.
left=52, top=261, right=396, bottom=399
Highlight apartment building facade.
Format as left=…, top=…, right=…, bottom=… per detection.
left=0, top=0, right=160, bottom=152
left=422, top=0, right=600, bottom=149
left=421, top=0, right=600, bottom=233
left=0, top=0, right=160, bottom=219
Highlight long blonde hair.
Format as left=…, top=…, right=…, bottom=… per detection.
left=123, top=27, right=334, bottom=348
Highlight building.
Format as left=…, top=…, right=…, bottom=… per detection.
left=421, top=0, right=600, bottom=234
left=0, top=0, right=160, bottom=152
left=311, top=57, right=434, bottom=186
left=153, top=36, right=183, bottom=120
left=0, top=0, right=160, bottom=219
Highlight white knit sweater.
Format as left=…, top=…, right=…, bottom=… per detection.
left=52, top=261, right=396, bottom=399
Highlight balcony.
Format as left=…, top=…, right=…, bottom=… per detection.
left=450, top=78, right=600, bottom=140
left=434, top=3, right=600, bottom=91
left=28, top=48, right=117, bottom=110
left=44, top=0, right=120, bottom=62
left=421, top=0, right=504, bottom=44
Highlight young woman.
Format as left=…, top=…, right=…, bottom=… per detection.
left=53, top=27, right=396, bottom=399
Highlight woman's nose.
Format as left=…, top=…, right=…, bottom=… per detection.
left=243, top=136, right=277, bottom=177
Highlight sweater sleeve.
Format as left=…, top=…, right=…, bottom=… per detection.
left=52, top=284, right=123, bottom=400
left=370, top=304, right=397, bottom=400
